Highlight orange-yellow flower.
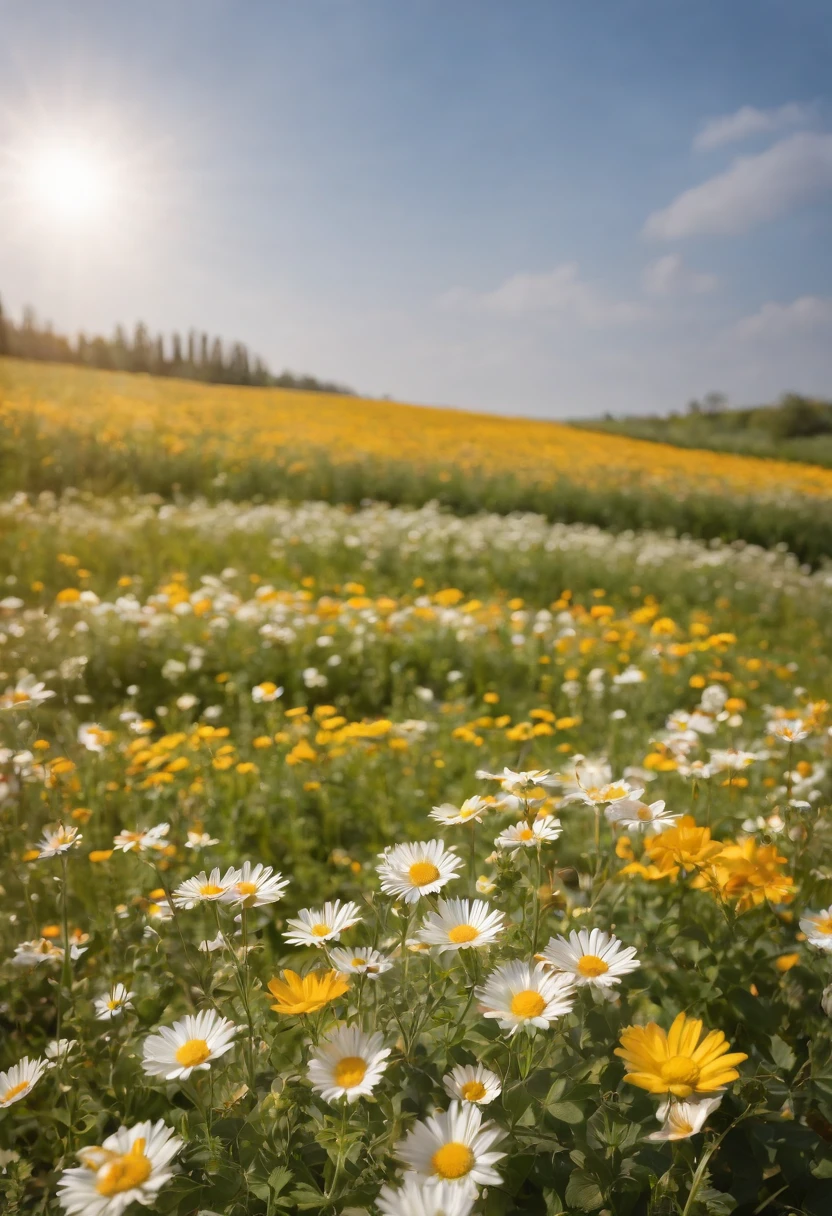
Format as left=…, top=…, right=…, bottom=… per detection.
left=267, top=969, right=348, bottom=1015
left=616, top=1012, right=747, bottom=1099
left=643, top=815, right=722, bottom=878
left=693, top=839, right=795, bottom=912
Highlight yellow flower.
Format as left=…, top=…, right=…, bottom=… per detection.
left=89, top=849, right=114, bottom=863
left=616, top=1012, right=747, bottom=1098
left=644, top=816, right=722, bottom=878
left=267, top=969, right=349, bottom=1015
left=694, top=839, right=795, bottom=912
left=775, top=953, right=799, bottom=972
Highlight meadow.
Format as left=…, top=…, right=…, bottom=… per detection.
left=1, top=360, right=832, bottom=1216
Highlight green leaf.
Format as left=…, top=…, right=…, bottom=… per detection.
left=545, top=1099, right=585, bottom=1124
left=769, top=1034, right=796, bottom=1072
left=565, top=1168, right=604, bottom=1211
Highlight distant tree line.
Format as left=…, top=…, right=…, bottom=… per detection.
left=0, top=295, right=353, bottom=394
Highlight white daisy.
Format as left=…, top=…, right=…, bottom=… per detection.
left=429, top=796, right=491, bottom=826
left=57, top=1118, right=182, bottom=1216
left=222, top=861, right=289, bottom=908
left=307, top=1024, right=390, bottom=1103
left=708, top=748, right=759, bottom=772
left=12, top=937, right=86, bottom=965
left=443, top=1063, right=502, bottom=1105
left=329, top=946, right=394, bottom=978
left=476, top=767, right=556, bottom=797
left=476, top=960, right=576, bottom=1036
left=1, top=674, right=55, bottom=711
left=563, top=779, right=642, bottom=807
left=185, top=829, right=219, bottom=849
left=142, top=1008, right=239, bottom=1080
left=0, top=1055, right=47, bottom=1107
left=396, top=1100, right=504, bottom=1189
left=252, top=681, right=283, bottom=703
left=171, top=866, right=241, bottom=909
left=605, top=798, right=680, bottom=833
left=538, top=928, right=640, bottom=988
left=77, top=723, right=112, bottom=753
left=113, top=823, right=170, bottom=854
left=648, top=1095, right=723, bottom=1141
left=494, top=815, right=561, bottom=851
left=416, top=898, right=505, bottom=953
left=198, top=934, right=225, bottom=953
left=767, top=719, right=809, bottom=743
left=45, top=1038, right=79, bottom=1064
left=376, top=1177, right=476, bottom=1216
left=376, top=841, right=463, bottom=904
left=94, top=983, right=135, bottom=1021
left=37, top=823, right=83, bottom=857
left=800, top=906, right=832, bottom=952
left=284, top=899, right=362, bottom=948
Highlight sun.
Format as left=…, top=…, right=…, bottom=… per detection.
left=23, top=138, right=117, bottom=225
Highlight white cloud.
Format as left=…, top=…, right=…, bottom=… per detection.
left=644, top=132, right=832, bottom=240
left=694, top=102, right=813, bottom=150
left=735, top=295, right=832, bottom=341
left=439, top=263, right=648, bottom=328
left=642, top=254, right=717, bottom=296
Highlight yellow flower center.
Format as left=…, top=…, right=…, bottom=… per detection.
left=409, top=861, right=440, bottom=886
left=816, top=916, right=832, bottom=935
left=107, top=999, right=121, bottom=1010
left=12, top=691, right=30, bottom=703
left=311, top=923, right=331, bottom=937
left=333, top=1056, right=367, bottom=1089
left=577, top=954, right=609, bottom=978
left=448, top=924, right=480, bottom=944
left=636, top=806, right=653, bottom=821
left=660, top=1056, right=701, bottom=1087
left=510, top=989, right=546, bottom=1018
left=460, top=1080, right=487, bottom=1101
left=237, top=881, right=258, bottom=897
left=175, top=1038, right=211, bottom=1068
left=431, top=1141, right=475, bottom=1180
left=199, top=883, right=224, bottom=897
left=95, top=1139, right=152, bottom=1196
left=351, top=957, right=367, bottom=967
left=673, top=1117, right=694, bottom=1136
left=518, top=828, right=534, bottom=841
left=2, top=1080, right=30, bottom=1104
left=607, top=786, right=627, bottom=799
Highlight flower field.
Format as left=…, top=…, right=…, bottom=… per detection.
left=4, top=358, right=832, bottom=563
left=2, top=375, right=832, bottom=1214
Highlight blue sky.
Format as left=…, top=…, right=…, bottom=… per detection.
left=1, top=0, right=831, bottom=416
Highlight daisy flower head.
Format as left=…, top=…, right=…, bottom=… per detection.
left=476, top=767, right=555, bottom=799
left=376, top=1177, right=476, bottom=1216
left=12, top=936, right=67, bottom=965
left=284, top=899, right=362, bottom=947
left=494, top=815, right=561, bottom=852
left=171, top=866, right=241, bottom=909
left=185, top=829, right=219, bottom=849
left=564, top=779, right=642, bottom=807
left=539, top=928, right=640, bottom=988
left=376, top=840, right=463, bottom=904
left=252, top=681, right=283, bottom=703
left=767, top=718, right=809, bottom=744
left=268, top=968, right=349, bottom=1015
left=223, top=861, right=289, bottom=908
left=396, top=1100, right=504, bottom=1189
left=416, top=898, right=505, bottom=953
left=1, top=674, right=55, bottom=710
left=112, top=823, right=170, bottom=854
left=78, top=723, right=113, bottom=753
left=328, top=946, right=393, bottom=978
left=616, top=1012, right=747, bottom=1099
left=46, top=1038, right=79, bottom=1065
left=0, top=1055, right=47, bottom=1107
left=142, top=1009, right=239, bottom=1081
left=800, top=906, right=832, bottom=952
left=606, top=799, right=680, bottom=833
left=307, top=1024, right=390, bottom=1103
left=429, top=796, right=490, bottom=826
left=476, top=960, right=576, bottom=1036
left=94, top=983, right=135, bottom=1021
left=443, top=1062, right=502, bottom=1105
left=37, top=823, right=82, bottom=858
left=57, top=1119, right=182, bottom=1216
left=648, top=1095, right=723, bottom=1141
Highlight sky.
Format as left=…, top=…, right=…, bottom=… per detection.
left=0, top=0, right=831, bottom=418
